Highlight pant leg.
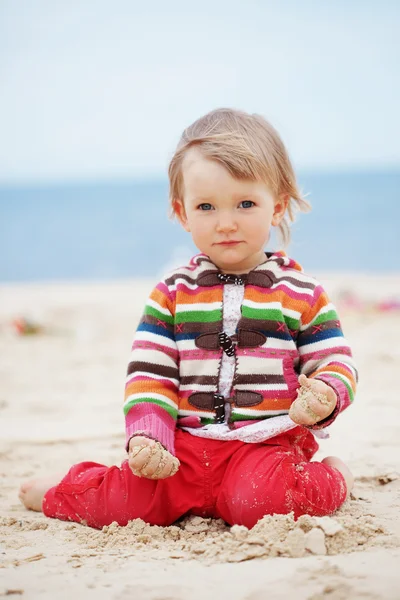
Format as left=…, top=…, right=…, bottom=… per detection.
left=43, top=431, right=208, bottom=529
left=215, top=428, right=347, bottom=529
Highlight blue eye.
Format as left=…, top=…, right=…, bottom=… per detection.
left=239, top=200, right=255, bottom=208
left=198, top=203, right=213, bottom=211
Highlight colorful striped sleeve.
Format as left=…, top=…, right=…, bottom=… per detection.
left=124, top=279, right=179, bottom=454
left=296, top=284, right=358, bottom=428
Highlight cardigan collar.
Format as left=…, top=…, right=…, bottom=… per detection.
left=194, top=251, right=303, bottom=288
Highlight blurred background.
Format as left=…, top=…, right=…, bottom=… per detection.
left=1, top=0, right=399, bottom=281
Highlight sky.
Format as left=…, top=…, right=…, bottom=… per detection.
left=0, top=0, right=399, bottom=184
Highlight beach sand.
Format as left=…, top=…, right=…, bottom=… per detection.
left=1, top=275, right=400, bottom=599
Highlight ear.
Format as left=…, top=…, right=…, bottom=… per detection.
left=173, top=198, right=191, bottom=232
left=271, top=193, right=289, bottom=227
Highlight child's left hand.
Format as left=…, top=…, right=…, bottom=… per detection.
left=289, top=374, right=337, bottom=426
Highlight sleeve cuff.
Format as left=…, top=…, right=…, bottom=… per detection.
left=125, top=403, right=176, bottom=455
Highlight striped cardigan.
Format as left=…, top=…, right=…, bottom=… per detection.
left=124, top=252, right=357, bottom=455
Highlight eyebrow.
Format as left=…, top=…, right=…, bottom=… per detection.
left=191, top=193, right=262, bottom=203
left=191, top=196, right=214, bottom=203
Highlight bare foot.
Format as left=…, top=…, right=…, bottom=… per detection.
left=19, top=475, right=63, bottom=512
left=322, top=456, right=354, bottom=500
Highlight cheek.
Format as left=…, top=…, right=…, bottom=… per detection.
left=245, top=220, right=271, bottom=242
left=189, top=219, right=212, bottom=240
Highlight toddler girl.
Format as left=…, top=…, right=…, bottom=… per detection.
left=20, top=108, right=356, bottom=529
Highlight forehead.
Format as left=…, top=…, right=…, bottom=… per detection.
left=181, top=148, right=264, bottom=197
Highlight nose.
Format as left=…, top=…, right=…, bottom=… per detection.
left=216, top=210, right=238, bottom=233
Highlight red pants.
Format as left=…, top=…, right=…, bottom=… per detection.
left=43, top=428, right=346, bottom=530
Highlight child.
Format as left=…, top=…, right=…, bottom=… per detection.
left=19, top=108, right=356, bottom=530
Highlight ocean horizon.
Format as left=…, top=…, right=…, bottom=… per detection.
left=1, top=168, right=399, bottom=282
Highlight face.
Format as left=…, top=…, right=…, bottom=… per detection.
left=174, top=149, right=288, bottom=274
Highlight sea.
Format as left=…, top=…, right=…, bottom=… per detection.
left=1, top=170, right=399, bottom=282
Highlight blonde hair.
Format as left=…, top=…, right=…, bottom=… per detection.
left=168, top=108, right=310, bottom=246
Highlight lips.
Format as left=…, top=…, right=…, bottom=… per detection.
left=216, top=241, right=241, bottom=245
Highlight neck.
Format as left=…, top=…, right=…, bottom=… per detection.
left=216, top=252, right=268, bottom=275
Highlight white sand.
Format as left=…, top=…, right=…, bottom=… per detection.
left=1, top=275, right=400, bottom=599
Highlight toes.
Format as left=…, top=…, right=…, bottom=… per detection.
left=19, top=480, right=33, bottom=496
left=18, top=487, right=30, bottom=508
left=19, top=481, right=34, bottom=506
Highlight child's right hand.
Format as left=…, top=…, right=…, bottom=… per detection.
left=128, top=436, right=180, bottom=479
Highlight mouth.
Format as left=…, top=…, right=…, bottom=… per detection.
left=215, top=241, right=242, bottom=246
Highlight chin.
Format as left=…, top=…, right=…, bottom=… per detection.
left=211, top=251, right=242, bottom=263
